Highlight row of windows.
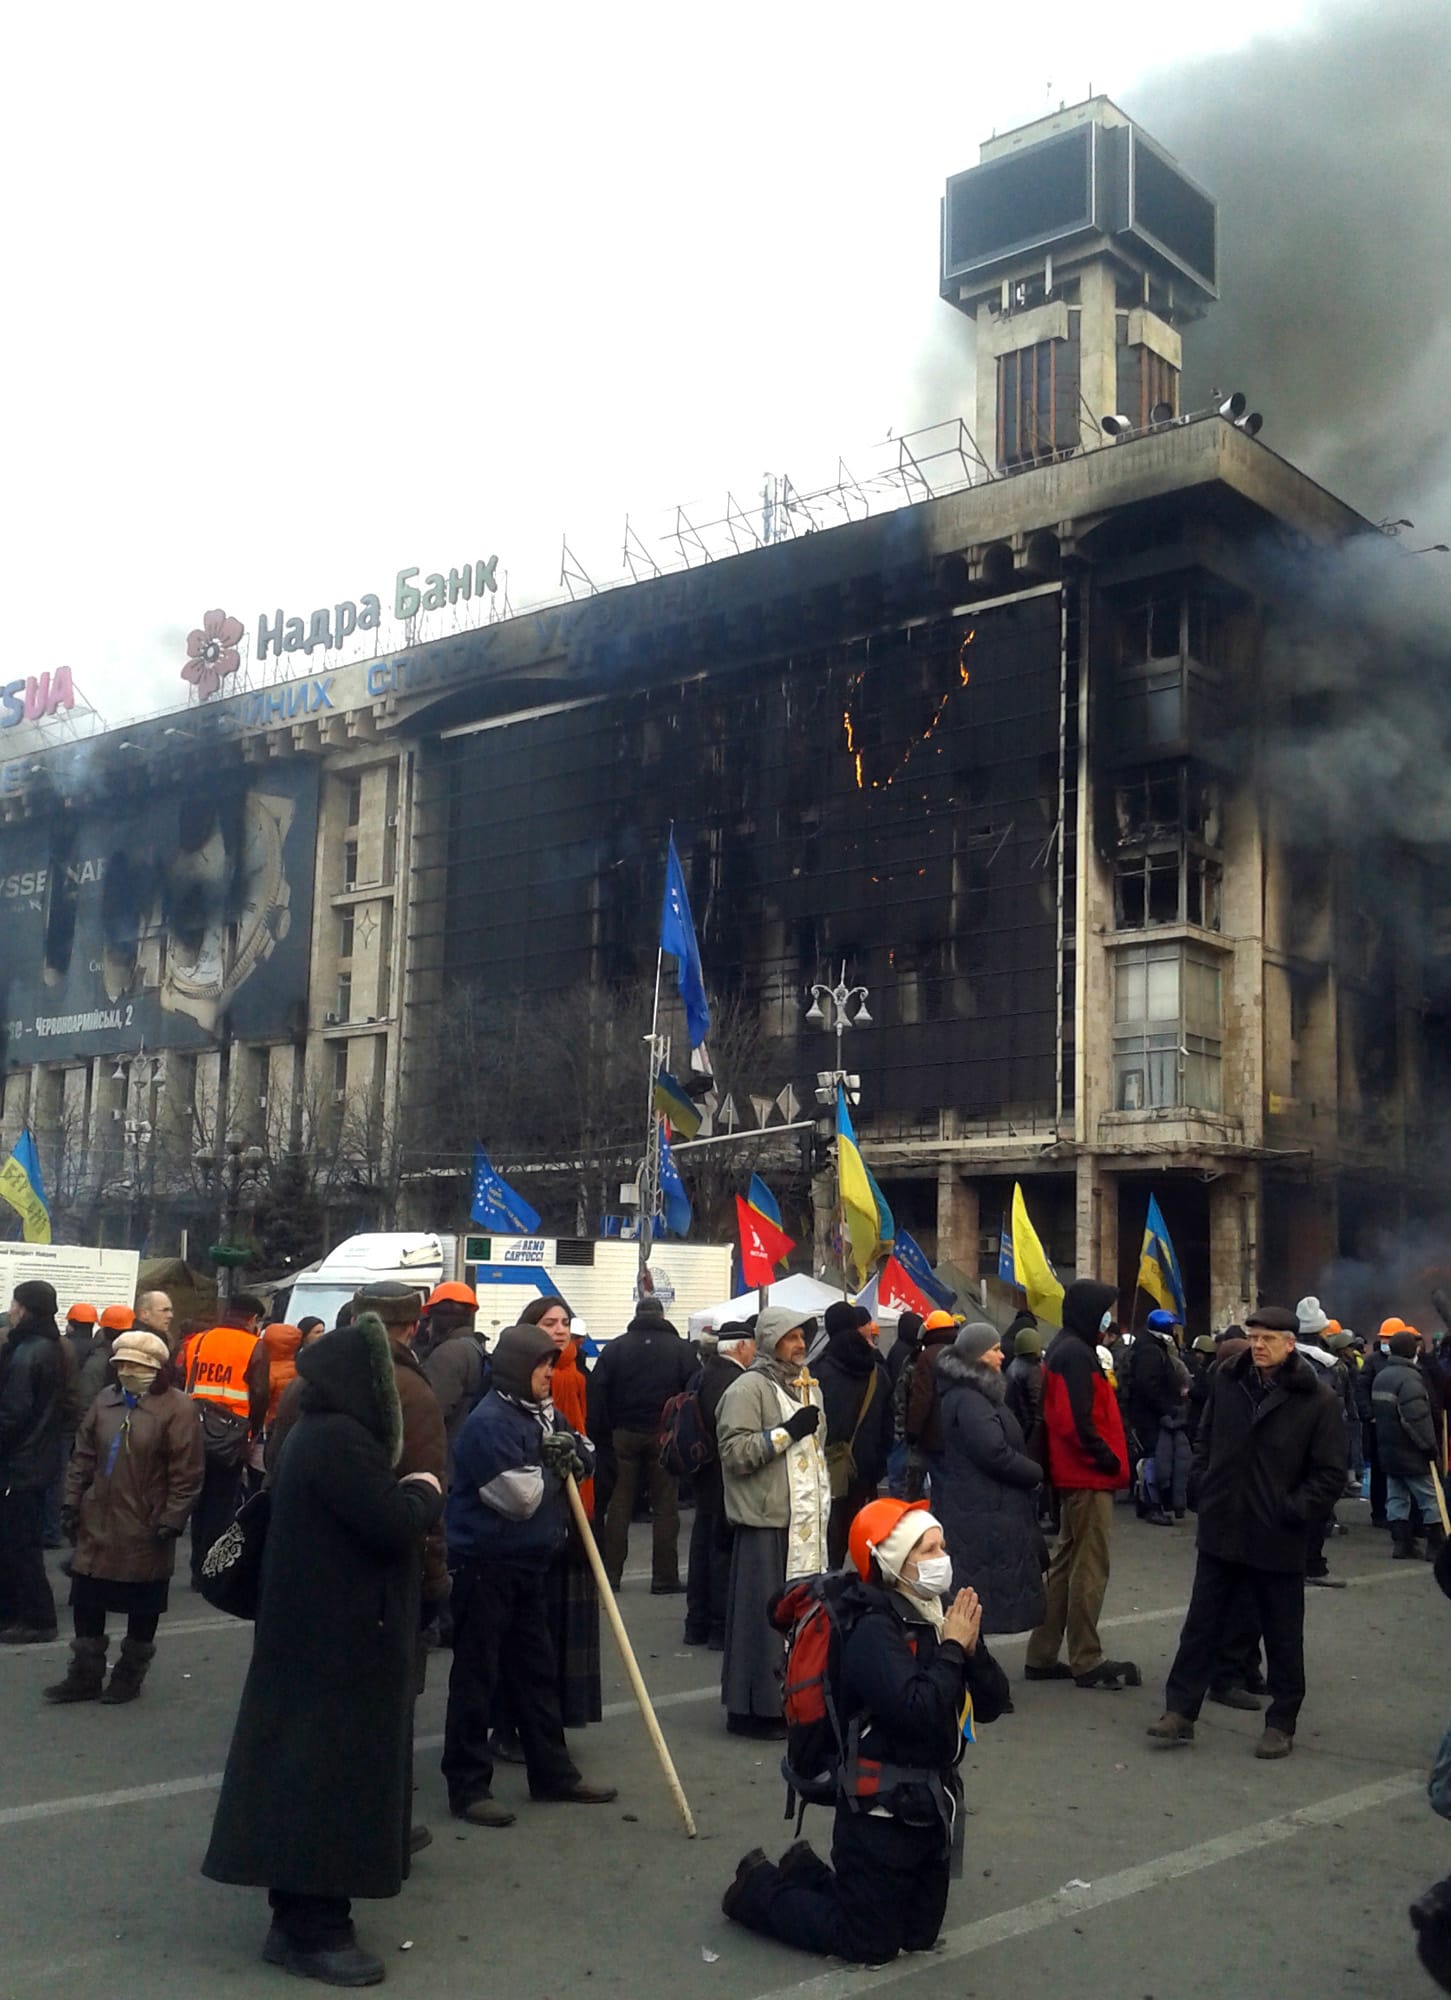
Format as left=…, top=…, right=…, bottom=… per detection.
left=1113, top=942, right=1224, bottom=1113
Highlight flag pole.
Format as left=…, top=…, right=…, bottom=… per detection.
left=639, top=827, right=670, bottom=1283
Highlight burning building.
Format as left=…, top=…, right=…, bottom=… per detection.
left=0, top=95, right=1436, bottom=1326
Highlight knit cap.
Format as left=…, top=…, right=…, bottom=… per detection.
left=1295, top=1295, right=1330, bottom=1337
left=13, top=1279, right=57, bottom=1318
left=490, top=1323, right=557, bottom=1399
left=951, top=1322, right=1003, bottom=1365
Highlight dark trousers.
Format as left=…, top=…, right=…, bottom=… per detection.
left=827, top=1480, right=876, bottom=1570
left=442, top=1558, right=580, bottom=1810
left=42, top=1435, right=73, bottom=1543
left=1165, top=1551, right=1307, bottom=1735
left=685, top=1485, right=731, bottom=1642
left=190, top=1455, right=243, bottom=1583
left=73, top=1603, right=160, bottom=1643
left=601, top=1428, right=679, bottom=1589
left=1367, top=1428, right=1387, bottom=1521
left=730, top=1808, right=949, bottom=1964
left=1153, top=1424, right=1191, bottom=1513
left=1208, top=1577, right=1264, bottom=1694
left=269, top=1890, right=354, bottom=1951
left=0, top=1487, right=56, bottom=1632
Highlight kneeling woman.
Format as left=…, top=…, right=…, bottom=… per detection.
left=722, top=1498, right=1007, bottom=1966
left=47, top=1331, right=203, bottom=1705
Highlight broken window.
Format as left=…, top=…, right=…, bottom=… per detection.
left=998, top=334, right=1081, bottom=469
left=1112, top=942, right=1223, bottom=1112
left=1111, top=766, right=1223, bottom=932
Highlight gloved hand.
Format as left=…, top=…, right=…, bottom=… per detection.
left=60, top=1507, right=79, bottom=1545
left=540, top=1429, right=588, bottom=1483
left=154, top=1524, right=182, bottom=1544
left=784, top=1405, right=821, bottom=1441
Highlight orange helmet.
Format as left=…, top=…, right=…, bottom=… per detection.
left=923, top=1309, right=958, bottom=1332
left=426, top=1281, right=478, bottom=1311
left=100, top=1305, right=135, bottom=1332
left=1379, top=1317, right=1408, bottom=1341
left=848, top=1497, right=933, bottom=1583
left=66, top=1302, right=99, bottom=1325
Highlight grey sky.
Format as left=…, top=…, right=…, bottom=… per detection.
left=11, top=0, right=1328, bottom=727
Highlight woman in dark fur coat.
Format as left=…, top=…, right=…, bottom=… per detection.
left=934, top=1323, right=1045, bottom=1637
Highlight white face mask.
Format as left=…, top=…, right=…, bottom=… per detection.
left=1099, top=1311, right=1115, bottom=1334
left=909, top=1553, right=954, bottom=1600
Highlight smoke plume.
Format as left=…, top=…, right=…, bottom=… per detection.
left=1130, top=0, right=1451, bottom=531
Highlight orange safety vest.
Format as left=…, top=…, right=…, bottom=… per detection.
left=185, top=1326, right=258, bottom=1419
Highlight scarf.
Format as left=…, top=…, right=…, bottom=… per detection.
left=549, top=1342, right=594, bottom=1519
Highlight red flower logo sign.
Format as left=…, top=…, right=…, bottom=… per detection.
left=181, top=610, right=245, bottom=699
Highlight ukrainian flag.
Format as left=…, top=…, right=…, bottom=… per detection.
left=1137, top=1194, right=1186, bottom=1321
left=0, top=1129, right=51, bottom=1244
left=837, top=1088, right=893, bottom=1284
left=746, top=1173, right=783, bottom=1231
left=1011, top=1182, right=1063, bottom=1325
left=652, top=1069, right=702, bottom=1140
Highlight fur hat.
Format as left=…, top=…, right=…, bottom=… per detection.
left=353, top=1282, right=425, bottom=1327
left=110, top=1331, right=170, bottom=1372
left=490, top=1323, right=558, bottom=1399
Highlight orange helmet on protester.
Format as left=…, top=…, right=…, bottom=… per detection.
left=848, top=1498, right=933, bottom=1583
left=99, top=1305, right=135, bottom=1332
left=66, top=1302, right=99, bottom=1325
left=1379, top=1317, right=1408, bottom=1342
left=923, top=1309, right=957, bottom=1333
left=426, top=1281, right=478, bottom=1311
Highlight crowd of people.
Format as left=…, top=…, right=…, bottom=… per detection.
left=4, top=1263, right=1451, bottom=1986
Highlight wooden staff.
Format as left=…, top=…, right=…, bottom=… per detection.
left=1430, top=1460, right=1451, bottom=1538
left=564, top=1473, right=697, bottom=1839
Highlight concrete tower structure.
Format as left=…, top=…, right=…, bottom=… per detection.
left=940, top=98, right=1219, bottom=470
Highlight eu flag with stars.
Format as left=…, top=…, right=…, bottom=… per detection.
left=471, top=1142, right=541, bottom=1234
left=657, top=1123, right=692, bottom=1237
left=660, top=832, right=711, bottom=1050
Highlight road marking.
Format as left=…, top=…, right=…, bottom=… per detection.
left=755, top=1770, right=1424, bottom=2000
left=0, top=1686, right=724, bottom=1831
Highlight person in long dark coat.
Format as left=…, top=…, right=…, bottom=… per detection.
left=202, top=1311, right=443, bottom=1988
left=934, top=1324, right=1045, bottom=1640
left=814, top=1303, right=893, bottom=1568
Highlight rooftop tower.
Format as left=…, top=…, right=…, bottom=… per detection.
left=940, top=97, right=1219, bottom=472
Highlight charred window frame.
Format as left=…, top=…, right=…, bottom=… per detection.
left=1111, top=765, right=1223, bottom=932
left=1112, top=942, right=1223, bottom=1112
left=998, top=330, right=1081, bottom=469
left=1112, top=585, right=1224, bottom=756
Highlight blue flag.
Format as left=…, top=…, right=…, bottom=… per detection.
left=894, top=1226, right=956, bottom=1310
left=470, top=1142, right=541, bottom=1235
left=657, top=1122, right=692, bottom=1237
left=660, top=832, right=711, bottom=1050
left=997, top=1212, right=1016, bottom=1286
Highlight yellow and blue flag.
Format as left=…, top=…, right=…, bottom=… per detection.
left=1137, top=1194, right=1186, bottom=1321
left=746, top=1173, right=783, bottom=1231
left=1011, top=1182, right=1063, bottom=1325
left=0, top=1129, right=50, bottom=1244
left=652, top=1069, right=702, bottom=1140
left=837, top=1088, right=893, bottom=1283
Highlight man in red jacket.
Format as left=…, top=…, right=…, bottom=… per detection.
left=1023, top=1279, right=1139, bottom=1690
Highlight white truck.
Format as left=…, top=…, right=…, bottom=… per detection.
left=278, top=1231, right=733, bottom=1346
left=0, top=1243, right=140, bottom=1319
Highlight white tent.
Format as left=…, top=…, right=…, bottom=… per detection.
left=686, top=1271, right=900, bottom=1340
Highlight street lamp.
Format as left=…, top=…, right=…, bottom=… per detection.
left=805, top=964, right=872, bottom=1104
left=198, top=1137, right=267, bottom=1300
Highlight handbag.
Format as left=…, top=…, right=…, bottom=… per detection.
left=198, top=1488, right=271, bottom=1619
left=826, top=1368, right=878, bottom=1501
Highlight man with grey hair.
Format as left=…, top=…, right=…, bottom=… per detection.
left=684, top=1321, right=757, bottom=1651
left=135, top=1290, right=176, bottom=1356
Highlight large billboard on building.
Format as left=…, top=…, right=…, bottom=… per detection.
left=0, top=762, right=319, bottom=1063
left=419, top=588, right=1064, bottom=1125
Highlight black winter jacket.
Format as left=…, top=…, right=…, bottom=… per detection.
left=815, top=1327, right=893, bottom=1492
left=1191, top=1348, right=1348, bottom=1572
left=0, top=1316, right=69, bottom=1489
left=587, top=1312, right=694, bottom=1437
left=693, top=1351, right=749, bottom=1512
left=935, top=1353, right=1044, bottom=1635
left=1371, top=1358, right=1439, bottom=1479
left=1125, top=1332, right=1183, bottom=1440
left=1003, top=1354, right=1044, bottom=1460
left=838, top=1581, right=1008, bottom=1828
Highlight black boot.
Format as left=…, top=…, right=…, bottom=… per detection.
left=1426, top=1524, right=1448, bottom=1563
left=101, top=1638, right=156, bottom=1704
left=43, top=1635, right=108, bottom=1704
left=1391, top=1519, right=1417, bottom=1561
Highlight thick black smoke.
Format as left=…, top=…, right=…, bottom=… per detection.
left=1130, top=0, right=1451, bottom=530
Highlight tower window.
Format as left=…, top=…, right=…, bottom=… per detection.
left=998, top=336, right=1080, bottom=468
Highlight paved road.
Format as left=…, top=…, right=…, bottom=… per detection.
left=1, top=1503, right=1446, bottom=2000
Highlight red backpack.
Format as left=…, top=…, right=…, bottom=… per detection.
left=770, top=1572, right=873, bottom=1818
left=658, top=1367, right=712, bottom=1479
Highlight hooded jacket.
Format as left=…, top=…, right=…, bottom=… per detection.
left=260, top=1323, right=304, bottom=1428
left=1040, top=1281, right=1129, bottom=1492
left=0, top=1310, right=70, bottom=1489
left=587, top=1307, right=694, bottom=1436
left=716, top=1339, right=827, bottom=1532
left=1192, top=1346, right=1348, bottom=1572
left=202, top=1314, right=442, bottom=1902
left=1371, top=1356, right=1439, bottom=1479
